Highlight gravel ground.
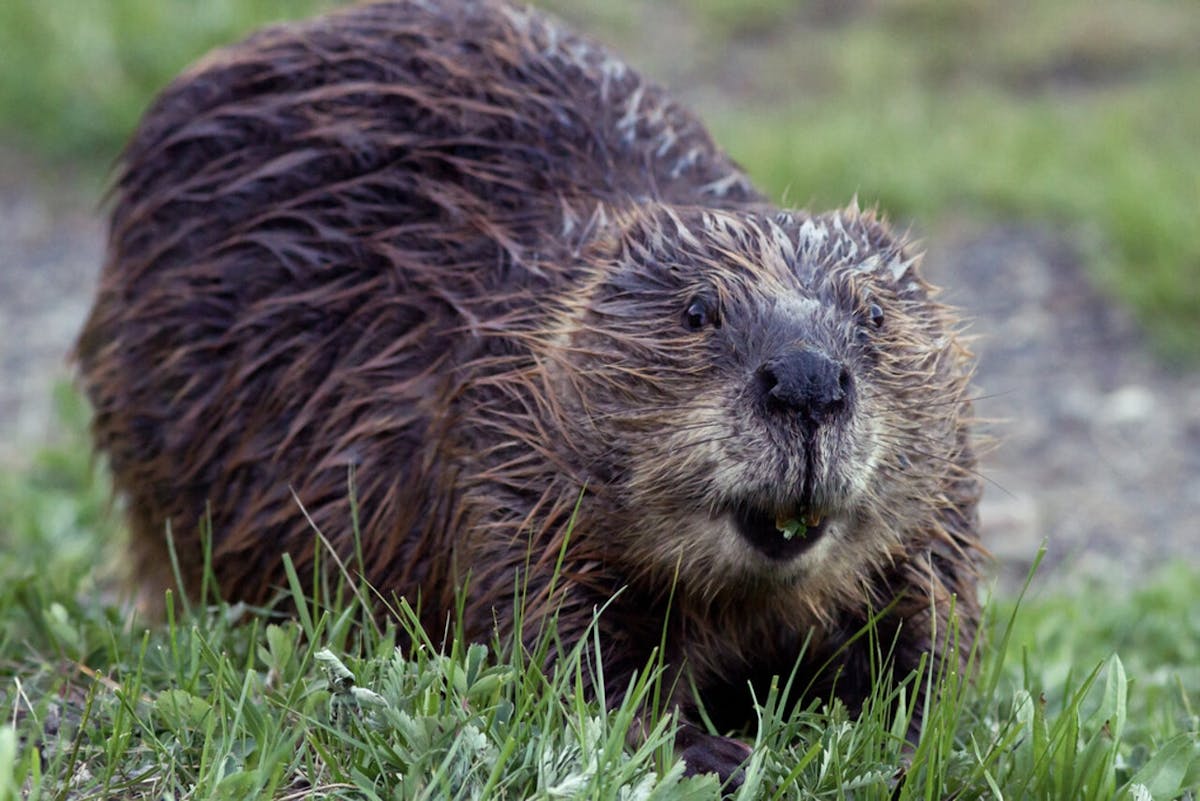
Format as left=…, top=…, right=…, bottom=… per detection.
left=0, top=154, right=102, bottom=464
left=924, top=226, right=1200, bottom=588
left=1, top=151, right=1197, bottom=588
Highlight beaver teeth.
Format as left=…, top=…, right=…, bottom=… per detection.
left=803, top=510, right=823, bottom=527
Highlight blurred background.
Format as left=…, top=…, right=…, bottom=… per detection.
left=0, top=0, right=1197, bottom=595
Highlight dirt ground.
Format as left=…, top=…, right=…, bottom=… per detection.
left=922, top=225, right=1200, bottom=588
left=1, top=140, right=1197, bottom=592
left=0, top=153, right=102, bottom=461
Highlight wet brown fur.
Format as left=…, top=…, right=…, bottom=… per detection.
left=77, top=0, right=982, bottom=780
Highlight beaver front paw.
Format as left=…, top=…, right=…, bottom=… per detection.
left=676, top=724, right=752, bottom=793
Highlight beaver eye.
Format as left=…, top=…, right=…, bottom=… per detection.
left=857, top=302, right=884, bottom=344
left=683, top=296, right=719, bottom=330
left=868, top=303, right=884, bottom=328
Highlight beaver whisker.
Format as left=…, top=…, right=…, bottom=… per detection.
left=873, top=437, right=1004, bottom=492
left=861, top=389, right=1008, bottom=413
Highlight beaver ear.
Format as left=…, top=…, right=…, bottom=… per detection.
left=841, top=204, right=925, bottom=291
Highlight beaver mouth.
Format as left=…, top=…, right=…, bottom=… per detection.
left=731, top=504, right=829, bottom=561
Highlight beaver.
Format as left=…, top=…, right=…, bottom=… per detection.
left=76, top=0, right=982, bottom=785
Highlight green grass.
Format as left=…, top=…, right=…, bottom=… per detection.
left=0, top=0, right=337, bottom=163
left=1, top=398, right=1199, bottom=799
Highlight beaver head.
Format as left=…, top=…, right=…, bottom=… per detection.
left=546, top=203, right=971, bottom=611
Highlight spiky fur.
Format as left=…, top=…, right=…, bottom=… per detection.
left=76, top=0, right=981, bottom=779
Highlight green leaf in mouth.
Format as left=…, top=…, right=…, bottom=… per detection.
left=776, top=518, right=808, bottom=541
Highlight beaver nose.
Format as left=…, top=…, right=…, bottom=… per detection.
left=756, top=348, right=850, bottom=425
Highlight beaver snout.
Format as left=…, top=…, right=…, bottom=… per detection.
left=755, top=348, right=851, bottom=427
